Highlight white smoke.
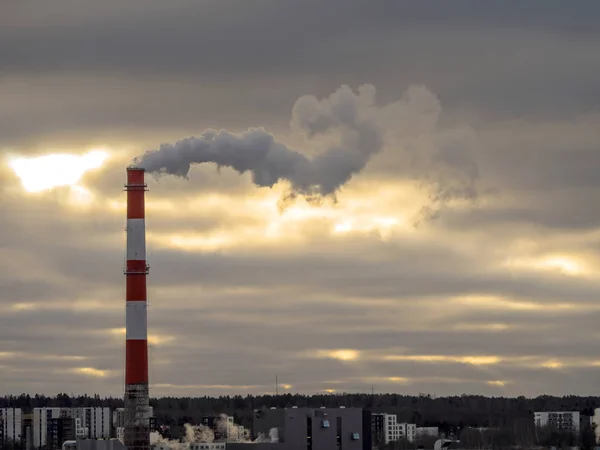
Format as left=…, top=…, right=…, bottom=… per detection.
left=135, top=84, right=479, bottom=219
left=251, top=428, right=279, bottom=444
left=213, top=414, right=250, bottom=443
left=150, top=416, right=276, bottom=448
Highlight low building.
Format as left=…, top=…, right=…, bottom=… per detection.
left=534, top=411, right=581, bottom=434
left=416, top=427, right=439, bottom=438
left=0, top=408, right=22, bottom=445
left=190, top=444, right=227, bottom=450
left=75, top=439, right=126, bottom=450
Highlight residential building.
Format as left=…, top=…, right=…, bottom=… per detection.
left=403, top=423, right=416, bottom=443
left=534, top=412, right=581, bottom=434
left=371, top=413, right=416, bottom=444
left=33, top=407, right=113, bottom=448
left=0, top=408, right=22, bottom=445
left=72, top=408, right=111, bottom=439
left=33, top=407, right=64, bottom=448
left=47, top=417, right=77, bottom=450
left=252, top=407, right=370, bottom=450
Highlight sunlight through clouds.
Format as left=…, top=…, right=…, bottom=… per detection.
left=8, top=149, right=109, bottom=193
left=383, top=354, right=501, bottom=366
left=502, top=254, right=589, bottom=277
left=68, top=367, right=109, bottom=378
left=314, top=349, right=360, bottom=361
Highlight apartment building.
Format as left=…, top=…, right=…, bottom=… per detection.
left=0, top=408, right=22, bottom=445
left=371, top=413, right=415, bottom=445
left=534, top=412, right=581, bottom=434
left=33, top=407, right=111, bottom=448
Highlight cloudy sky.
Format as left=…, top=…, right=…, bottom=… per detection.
left=2, top=0, right=600, bottom=398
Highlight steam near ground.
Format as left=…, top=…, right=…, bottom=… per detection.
left=135, top=84, right=480, bottom=222
left=150, top=415, right=278, bottom=448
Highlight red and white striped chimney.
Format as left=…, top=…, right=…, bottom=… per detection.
left=124, top=166, right=150, bottom=450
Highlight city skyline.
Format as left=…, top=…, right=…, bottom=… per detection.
left=2, top=1, right=600, bottom=397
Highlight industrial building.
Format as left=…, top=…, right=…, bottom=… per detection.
left=371, top=413, right=416, bottom=445
left=252, top=407, right=371, bottom=450
left=534, top=411, right=581, bottom=434
left=0, top=408, right=22, bottom=445
left=416, top=427, right=439, bottom=438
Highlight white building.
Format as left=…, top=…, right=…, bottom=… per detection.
left=33, top=407, right=63, bottom=448
left=416, top=427, right=439, bottom=438
left=72, top=407, right=111, bottom=439
left=0, top=408, right=22, bottom=443
left=33, top=407, right=112, bottom=447
left=534, top=411, right=580, bottom=434
left=372, top=413, right=416, bottom=444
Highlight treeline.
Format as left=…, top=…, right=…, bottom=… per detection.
left=383, top=425, right=596, bottom=450
left=1, top=393, right=598, bottom=435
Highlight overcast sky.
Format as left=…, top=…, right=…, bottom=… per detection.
left=2, top=0, right=600, bottom=398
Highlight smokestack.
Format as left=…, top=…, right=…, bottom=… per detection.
left=124, top=166, right=150, bottom=450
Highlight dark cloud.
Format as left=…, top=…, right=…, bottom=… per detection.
left=2, top=1, right=600, bottom=150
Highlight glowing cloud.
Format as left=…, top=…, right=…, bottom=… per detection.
left=315, top=349, right=360, bottom=361
left=541, top=359, right=563, bottom=369
left=502, top=254, right=587, bottom=277
left=8, top=150, right=108, bottom=193
left=70, top=367, right=108, bottom=378
left=384, top=354, right=501, bottom=365
left=386, top=377, right=409, bottom=383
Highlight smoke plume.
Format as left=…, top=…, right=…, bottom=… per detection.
left=150, top=416, right=276, bottom=448
left=135, top=84, right=479, bottom=218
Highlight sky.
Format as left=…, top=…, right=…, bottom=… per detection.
left=1, top=0, right=600, bottom=398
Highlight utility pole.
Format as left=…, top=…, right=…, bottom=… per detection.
left=276, top=375, right=279, bottom=396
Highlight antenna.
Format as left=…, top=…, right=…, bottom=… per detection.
left=276, top=375, right=279, bottom=396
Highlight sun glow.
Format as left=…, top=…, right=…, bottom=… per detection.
left=502, top=254, right=587, bottom=276
left=8, top=150, right=108, bottom=193
left=69, top=367, right=108, bottom=378
left=315, top=349, right=360, bottom=361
